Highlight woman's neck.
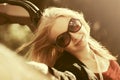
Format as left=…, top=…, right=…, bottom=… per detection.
left=73, top=44, right=94, bottom=61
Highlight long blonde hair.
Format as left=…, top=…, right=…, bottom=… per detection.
left=24, top=7, right=116, bottom=67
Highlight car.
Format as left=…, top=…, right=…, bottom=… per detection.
left=0, top=0, right=41, bottom=53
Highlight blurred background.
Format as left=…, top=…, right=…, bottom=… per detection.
left=0, top=0, right=120, bottom=64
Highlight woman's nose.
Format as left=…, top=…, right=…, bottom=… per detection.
left=69, top=32, right=79, bottom=41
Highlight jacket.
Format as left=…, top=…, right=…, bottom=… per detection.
left=52, top=51, right=98, bottom=80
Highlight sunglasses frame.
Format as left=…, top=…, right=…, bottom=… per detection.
left=55, top=18, right=82, bottom=48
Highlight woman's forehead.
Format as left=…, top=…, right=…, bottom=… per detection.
left=49, top=17, right=71, bottom=41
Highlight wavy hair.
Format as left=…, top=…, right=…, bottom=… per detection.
left=24, top=7, right=116, bottom=67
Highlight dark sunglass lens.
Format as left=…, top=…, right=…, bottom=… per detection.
left=69, top=19, right=81, bottom=32
left=56, top=33, right=71, bottom=47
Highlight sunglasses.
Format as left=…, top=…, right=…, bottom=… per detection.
left=55, top=18, right=82, bottom=48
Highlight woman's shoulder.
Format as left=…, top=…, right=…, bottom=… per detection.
left=54, top=52, right=90, bottom=80
left=54, top=62, right=90, bottom=80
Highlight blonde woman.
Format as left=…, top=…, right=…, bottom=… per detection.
left=23, top=7, right=120, bottom=80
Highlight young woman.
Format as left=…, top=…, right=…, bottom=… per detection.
left=23, top=7, right=120, bottom=80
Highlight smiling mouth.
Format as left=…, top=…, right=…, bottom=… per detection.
left=74, top=35, right=84, bottom=46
